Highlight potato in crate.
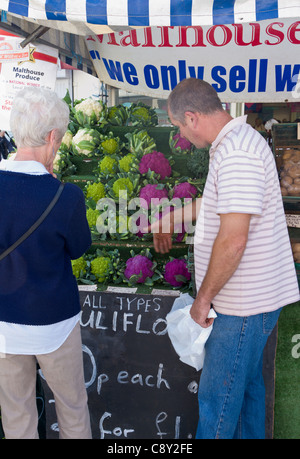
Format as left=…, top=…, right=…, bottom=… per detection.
left=278, top=148, right=300, bottom=197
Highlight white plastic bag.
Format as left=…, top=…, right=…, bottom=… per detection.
left=166, top=293, right=217, bottom=371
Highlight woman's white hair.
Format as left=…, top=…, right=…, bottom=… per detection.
left=10, top=86, right=70, bottom=148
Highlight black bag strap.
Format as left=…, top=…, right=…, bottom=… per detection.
left=0, top=182, right=65, bottom=262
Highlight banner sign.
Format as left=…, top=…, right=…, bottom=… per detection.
left=86, top=18, right=300, bottom=103
left=0, top=40, right=58, bottom=131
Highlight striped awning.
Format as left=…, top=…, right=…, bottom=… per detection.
left=1, top=0, right=300, bottom=34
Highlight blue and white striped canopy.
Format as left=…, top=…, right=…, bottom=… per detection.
left=1, top=0, right=300, bottom=28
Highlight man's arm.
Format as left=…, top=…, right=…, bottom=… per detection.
left=190, top=212, right=251, bottom=327
left=146, top=198, right=202, bottom=254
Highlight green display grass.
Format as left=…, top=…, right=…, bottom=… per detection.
left=274, top=301, right=300, bottom=439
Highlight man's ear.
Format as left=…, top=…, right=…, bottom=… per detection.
left=184, top=111, right=199, bottom=128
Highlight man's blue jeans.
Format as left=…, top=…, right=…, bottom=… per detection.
left=196, top=308, right=282, bottom=439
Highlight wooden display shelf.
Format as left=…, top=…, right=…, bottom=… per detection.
left=88, top=238, right=191, bottom=261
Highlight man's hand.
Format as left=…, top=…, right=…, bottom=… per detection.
left=153, top=231, right=173, bottom=254
left=143, top=199, right=201, bottom=254
left=145, top=217, right=174, bottom=254
left=190, top=297, right=214, bottom=328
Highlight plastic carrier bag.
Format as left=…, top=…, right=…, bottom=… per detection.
left=166, top=293, right=217, bottom=371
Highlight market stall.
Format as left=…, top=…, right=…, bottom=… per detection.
left=0, top=0, right=299, bottom=440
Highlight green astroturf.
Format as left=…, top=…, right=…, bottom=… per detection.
left=274, top=301, right=300, bottom=439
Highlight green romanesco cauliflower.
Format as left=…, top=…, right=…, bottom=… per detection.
left=74, top=98, right=106, bottom=126
left=72, top=128, right=100, bottom=155
left=125, top=130, right=156, bottom=156
left=86, top=208, right=100, bottom=228
left=132, top=106, right=150, bottom=122
left=100, top=137, right=119, bottom=155
left=107, top=105, right=128, bottom=125
left=119, top=154, right=135, bottom=172
left=112, top=177, right=134, bottom=199
left=129, top=102, right=158, bottom=127
left=71, top=257, right=87, bottom=278
left=99, top=156, right=118, bottom=174
left=86, top=182, right=105, bottom=202
left=91, top=256, right=111, bottom=283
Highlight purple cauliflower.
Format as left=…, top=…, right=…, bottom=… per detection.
left=173, top=133, right=192, bottom=150
left=173, top=182, right=198, bottom=200
left=139, top=184, right=169, bottom=208
left=164, top=259, right=191, bottom=287
left=135, top=215, right=150, bottom=238
left=124, top=255, right=154, bottom=283
left=174, top=228, right=186, bottom=242
left=129, top=214, right=150, bottom=237
left=169, top=131, right=193, bottom=154
left=139, top=151, right=172, bottom=179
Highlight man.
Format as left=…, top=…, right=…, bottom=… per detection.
left=254, top=117, right=266, bottom=131
left=150, top=78, right=299, bottom=439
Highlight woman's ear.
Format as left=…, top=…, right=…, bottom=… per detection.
left=49, top=129, right=59, bottom=145
left=44, top=129, right=56, bottom=147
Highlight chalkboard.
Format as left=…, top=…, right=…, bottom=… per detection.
left=41, top=290, right=200, bottom=439
left=40, top=290, right=277, bottom=439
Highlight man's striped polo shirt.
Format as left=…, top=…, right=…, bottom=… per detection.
left=194, top=115, right=300, bottom=316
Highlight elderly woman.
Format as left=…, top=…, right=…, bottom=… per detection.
left=0, top=87, right=92, bottom=439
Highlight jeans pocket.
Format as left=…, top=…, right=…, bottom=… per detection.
left=263, top=308, right=282, bottom=335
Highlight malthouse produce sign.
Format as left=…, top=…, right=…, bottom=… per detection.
left=0, top=39, right=58, bottom=130
left=85, top=18, right=300, bottom=102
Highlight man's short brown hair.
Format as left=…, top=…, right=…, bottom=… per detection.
left=168, top=78, right=223, bottom=124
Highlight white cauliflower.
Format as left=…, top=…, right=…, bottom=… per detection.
left=60, top=130, right=73, bottom=149
left=53, top=152, right=61, bottom=170
left=74, top=98, right=106, bottom=126
left=53, top=150, right=77, bottom=176
left=72, top=128, right=100, bottom=155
